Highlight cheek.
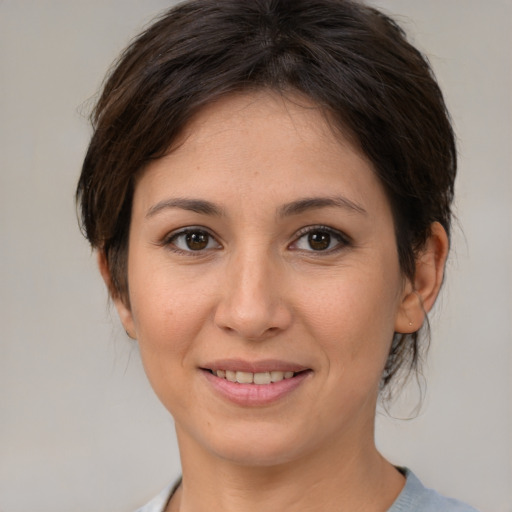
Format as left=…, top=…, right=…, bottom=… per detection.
left=127, top=274, right=211, bottom=413
left=126, top=255, right=213, bottom=370
left=297, top=267, right=401, bottom=370
left=132, top=289, right=205, bottom=353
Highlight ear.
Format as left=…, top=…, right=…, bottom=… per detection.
left=97, top=251, right=136, bottom=339
left=395, top=222, right=449, bottom=333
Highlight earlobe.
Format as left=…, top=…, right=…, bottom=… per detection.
left=395, top=222, right=449, bottom=333
left=97, top=251, right=136, bottom=338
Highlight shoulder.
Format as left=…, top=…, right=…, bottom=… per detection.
left=388, top=468, right=480, bottom=512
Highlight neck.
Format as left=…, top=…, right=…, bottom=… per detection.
left=169, top=424, right=404, bottom=512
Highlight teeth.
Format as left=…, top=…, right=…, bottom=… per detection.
left=236, top=371, right=253, bottom=384
left=270, top=371, right=284, bottom=382
left=214, top=369, right=297, bottom=384
left=254, top=372, right=271, bottom=385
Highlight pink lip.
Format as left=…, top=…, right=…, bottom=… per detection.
left=201, top=367, right=312, bottom=407
left=201, top=358, right=308, bottom=374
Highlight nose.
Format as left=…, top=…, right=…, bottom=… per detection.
left=213, top=248, right=293, bottom=341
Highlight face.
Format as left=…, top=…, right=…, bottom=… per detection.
left=112, top=91, right=415, bottom=467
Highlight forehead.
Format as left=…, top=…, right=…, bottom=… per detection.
left=172, top=90, right=360, bottom=162
left=134, top=90, right=388, bottom=217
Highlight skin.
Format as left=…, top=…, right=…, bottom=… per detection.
left=99, top=91, right=448, bottom=512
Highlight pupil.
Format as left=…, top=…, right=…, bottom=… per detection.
left=308, top=231, right=330, bottom=250
left=186, top=231, right=208, bottom=250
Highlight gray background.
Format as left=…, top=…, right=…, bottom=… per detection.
left=1, top=1, right=510, bottom=511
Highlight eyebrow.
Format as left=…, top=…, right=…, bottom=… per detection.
left=145, top=198, right=224, bottom=218
left=278, top=196, right=367, bottom=217
left=145, top=195, right=366, bottom=219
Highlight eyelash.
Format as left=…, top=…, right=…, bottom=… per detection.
left=162, top=225, right=351, bottom=255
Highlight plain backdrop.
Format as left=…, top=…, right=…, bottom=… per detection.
left=1, top=1, right=511, bottom=511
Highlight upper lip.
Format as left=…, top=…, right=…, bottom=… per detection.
left=201, top=358, right=309, bottom=374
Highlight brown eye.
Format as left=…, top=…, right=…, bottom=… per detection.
left=308, top=231, right=331, bottom=251
left=291, top=226, right=349, bottom=253
left=168, top=228, right=221, bottom=253
left=186, top=231, right=209, bottom=250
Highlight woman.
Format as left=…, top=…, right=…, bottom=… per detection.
left=77, top=1, right=479, bottom=510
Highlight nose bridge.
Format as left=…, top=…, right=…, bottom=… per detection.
left=214, top=242, right=290, bottom=339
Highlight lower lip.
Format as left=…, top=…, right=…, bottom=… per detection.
left=202, top=370, right=311, bottom=407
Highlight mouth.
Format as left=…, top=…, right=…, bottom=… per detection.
left=200, top=360, right=311, bottom=405
left=207, top=369, right=300, bottom=385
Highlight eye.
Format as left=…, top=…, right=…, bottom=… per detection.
left=166, top=228, right=221, bottom=253
left=291, top=226, right=350, bottom=252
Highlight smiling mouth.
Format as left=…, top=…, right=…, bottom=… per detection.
left=207, top=369, right=303, bottom=385
left=203, top=365, right=311, bottom=405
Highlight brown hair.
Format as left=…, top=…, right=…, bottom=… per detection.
left=77, top=0, right=456, bottom=391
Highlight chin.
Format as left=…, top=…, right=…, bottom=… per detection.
left=184, top=419, right=316, bottom=468
left=214, top=439, right=304, bottom=468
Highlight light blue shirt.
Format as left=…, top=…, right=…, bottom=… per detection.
left=135, top=468, right=479, bottom=512
left=388, top=469, right=479, bottom=511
